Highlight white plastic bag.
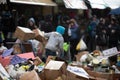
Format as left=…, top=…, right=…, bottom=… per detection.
left=76, top=38, right=87, bottom=50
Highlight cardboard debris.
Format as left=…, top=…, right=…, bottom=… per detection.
left=14, top=26, right=35, bottom=41
left=86, top=70, right=113, bottom=80
left=20, top=70, right=41, bottom=80
left=34, top=57, right=42, bottom=66
left=0, top=52, right=35, bottom=67
left=44, top=60, right=66, bottom=80
left=0, top=63, right=10, bottom=80
left=67, top=65, right=89, bottom=79
left=45, top=60, right=64, bottom=70
left=33, top=28, right=45, bottom=42
left=75, top=51, right=89, bottom=62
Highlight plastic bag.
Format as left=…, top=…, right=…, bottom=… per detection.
left=76, top=38, right=87, bottom=51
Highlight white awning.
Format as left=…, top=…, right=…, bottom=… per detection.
left=88, top=0, right=120, bottom=9
left=0, top=0, right=7, bottom=4
left=63, top=0, right=120, bottom=9
left=10, top=0, right=57, bottom=6
left=63, top=0, right=87, bottom=9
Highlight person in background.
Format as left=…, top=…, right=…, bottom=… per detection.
left=17, top=14, right=26, bottom=27
left=96, top=18, right=108, bottom=50
left=40, top=15, right=54, bottom=32
left=68, top=18, right=80, bottom=61
left=27, top=17, right=37, bottom=30
left=107, top=18, right=119, bottom=48
left=43, top=25, right=65, bottom=62
left=87, top=15, right=99, bottom=52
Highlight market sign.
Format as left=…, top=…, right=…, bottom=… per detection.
left=10, top=0, right=57, bottom=6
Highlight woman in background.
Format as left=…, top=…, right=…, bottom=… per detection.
left=27, top=17, right=37, bottom=30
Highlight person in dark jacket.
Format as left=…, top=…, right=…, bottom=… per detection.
left=107, top=18, right=119, bottom=48
left=96, top=18, right=108, bottom=50
left=68, top=18, right=80, bottom=60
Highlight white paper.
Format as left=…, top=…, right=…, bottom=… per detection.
left=102, top=47, right=118, bottom=57
left=45, top=60, right=64, bottom=70
left=0, top=63, right=10, bottom=79
left=67, top=65, right=89, bottom=79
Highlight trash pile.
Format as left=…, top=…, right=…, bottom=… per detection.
left=0, top=26, right=120, bottom=80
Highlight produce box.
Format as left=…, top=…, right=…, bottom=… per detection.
left=14, top=26, right=35, bottom=41
left=86, top=70, right=120, bottom=80
left=44, top=60, right=66, bottom=80
left=20, top=70, right=41, bottom=80
left=33, top=28, right=45, bottom=42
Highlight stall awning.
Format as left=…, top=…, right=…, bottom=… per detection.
left=63, top=0, right=120, bottom=9
left=63, top=0, right=87, bottom=9
left=0, top=0, right=7, bottom=4
left=88, top=0, right=120, bottom=9
left=10, top=0, right=57, bottom=6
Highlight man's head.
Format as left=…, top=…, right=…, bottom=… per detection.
left=56, top=26, right=65, bottom=35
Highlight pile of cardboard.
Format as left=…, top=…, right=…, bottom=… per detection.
left=14, top=26, right=45, bottom=42
left=73, top=47, right=120, bottom=80
left=0, top=52, right=120, bottom=80
left=0, top=27, right=120, bottom=80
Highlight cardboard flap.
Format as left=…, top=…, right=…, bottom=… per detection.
left=20, top=70, right=40, bottom=80
left=45, top=60, right=64, bottom=70
left=0, top=63, right=10, bottom=79
left=18, top=27, right=34, bottom=33
left=33, top=28, right=44, bottom=37
left=33, top=28, right=45, bottom=42
left=14, top=26, right=35, bottom=41
left=67, top=65, right=89, bottom=79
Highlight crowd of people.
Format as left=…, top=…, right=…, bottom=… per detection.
left=0, top=10, right=120, bottom=62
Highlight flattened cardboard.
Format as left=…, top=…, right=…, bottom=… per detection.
left=67, top=66, right=89, bottom=79
left=45, top=60, right=64, bottom=70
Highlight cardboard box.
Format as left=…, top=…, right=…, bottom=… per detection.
left=39, top=71, right=45, bottom=80
left=44, top=60, right=66, bottom=80
left=87, top=70, right=113, bottom=80
left=14, top=26, right=35, bottom=41
left=20, top=70, right=41, bottom=80
left=33, top=28, right=46, bottom=42
left=87, top=70, right=120, bottom=80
